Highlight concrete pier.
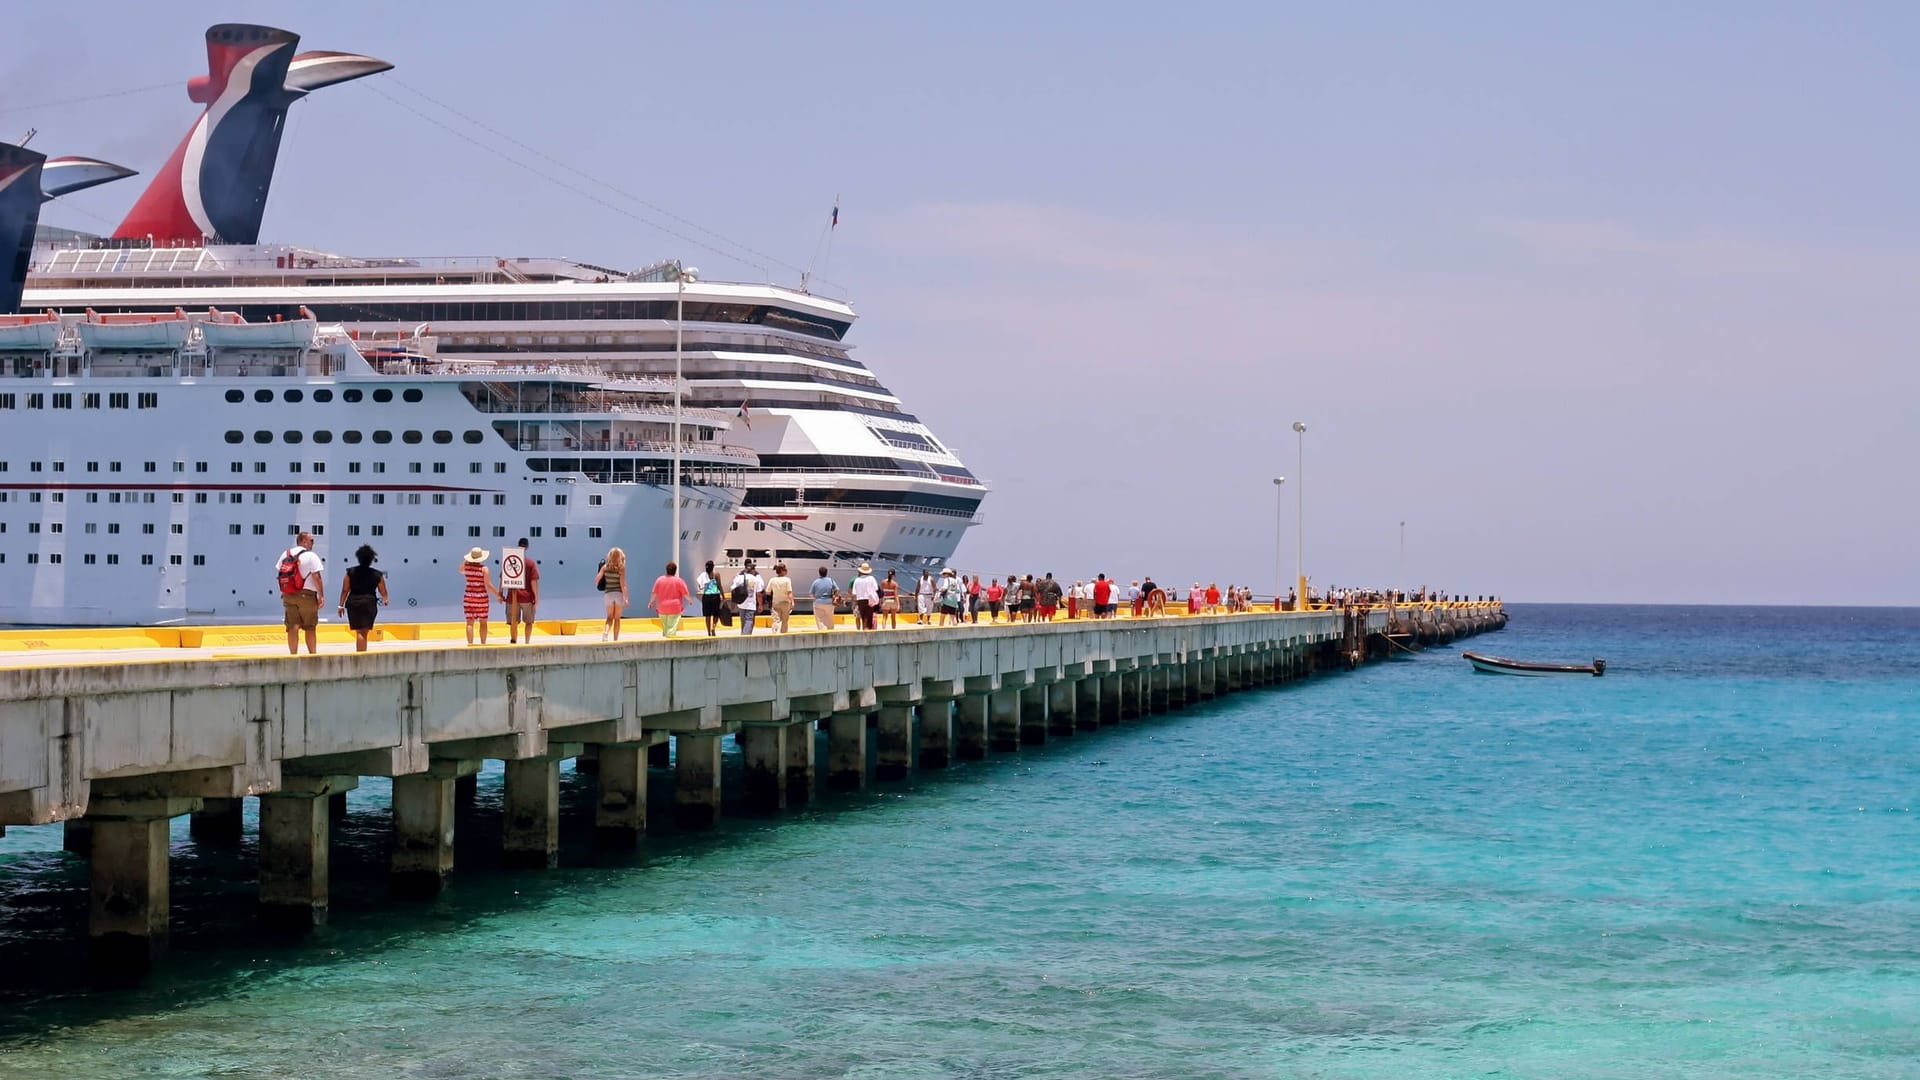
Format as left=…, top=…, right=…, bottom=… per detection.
left=502, top=757, right=561, bottom=869
left=88, top=799, right=190, bottom=973
left=391, top=774, right=457, bottom=899
left=259, top=776, right=350, bottom=931
left=828, top=712, right=868, bottom=790
left=1019, top=685, right=1049, bottom=744
left=674, top=734, right=724, bottom=828
left=955, top=693, right=990, bottom=759
left=0, top=603, right=1507, bottom=975
left=593, top=742, right=649, bottom=847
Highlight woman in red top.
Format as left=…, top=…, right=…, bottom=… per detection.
left=649, top=560, right=691, bottom=638
left=460, top=547, right=500, bottom=645
left=1206, top=583, right=1222, bottom=613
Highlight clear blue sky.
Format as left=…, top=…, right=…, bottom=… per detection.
left=8, top=2, right=1915, bottom=604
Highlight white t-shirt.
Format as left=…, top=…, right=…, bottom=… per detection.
left=731, top=572, right=764, bottom=611
left=285, top=547, right=323, bottom=593
left=852, top=574, right=880, bottom=603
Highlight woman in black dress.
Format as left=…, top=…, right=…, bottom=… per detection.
left=336, top=544, right=390, bottom=653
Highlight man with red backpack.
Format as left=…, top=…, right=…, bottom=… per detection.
left=277, top=531, right=325, bottom=655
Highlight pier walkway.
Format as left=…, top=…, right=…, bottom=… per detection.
left=0, top=602, right=1504, bottom=973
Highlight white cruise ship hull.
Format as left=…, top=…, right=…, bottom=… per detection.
left=0, top=377, right=740, bottom=627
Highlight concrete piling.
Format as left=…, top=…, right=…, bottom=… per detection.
left=259, top=777, right=350, bottom=931
left=738, top=725, right=790, bottom=811
left=920, top=701, right=953, bottom=769
left=391, top=774, right=458, bottom=899
left=988, top=689, right=1021, bottom=752
left=593, top=743, right=648, bottom=847
left=875, top=703, right=916, bottom=781
left=502, top=758, right=561, bottom=870
left=1074, top=678, right=1101, bottom=731
left=1047, top=680, right=1077, bottom=735
left=828, top=712, right=869, bottom=789
left=955, top=694, right=991, bottom=759
left=87, top=803, right=184, bottom=975
left=673, top=733, right=724, bottom=828
left=1019, top=684, right=1049, bottom=744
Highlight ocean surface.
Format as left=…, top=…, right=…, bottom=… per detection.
left=0, top=604, right=1915, bottom=1078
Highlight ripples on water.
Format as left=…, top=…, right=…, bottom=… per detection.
left=0, top=605, right=1915, bottom=1077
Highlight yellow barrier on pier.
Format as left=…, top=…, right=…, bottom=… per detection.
left=0, top=601, right=1503, bottom=657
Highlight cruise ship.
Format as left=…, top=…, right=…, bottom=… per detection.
left=18, top=23, right=990, bottom=622
left=0, top=26, right=740, bottom=626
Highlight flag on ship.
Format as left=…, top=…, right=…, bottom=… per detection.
left=830, top=200, right=838, bottom=229
left=737, top=400, right=752, bottom=429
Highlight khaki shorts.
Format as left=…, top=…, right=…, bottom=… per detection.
left=282, top=591, right=319, bottom=632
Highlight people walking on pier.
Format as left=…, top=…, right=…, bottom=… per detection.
left=1066, top=580, right=1082, bottom=619
left=916, top=571, right=935, bottom=624
left=276, top=531, right=325, bottom=656
left=649, top=561, right=691, bottom=637
left=336, top=544, right=389, bottom=653
left=967, top=574, right=982, bottom=622
left=696, top=560, right=723, bottom=636
left=504, top=537, right=539, bottom=644
left=461, top=547, right=501, bottom=646
left=1129, top=580, right=1142, bottom=617
left=879, top=569, right=901, bottom=628
left=986, top=576, right=1005, bottom=621
left=595, top=546, right=629, bottom=641
left=768, top=563, right=795, bottom=633
left=939, top=568, right=963, bottom=624
left=851, top=563, right=880, bottom=629
left=730, top=561, right=764, bottom=635
left=1094, top=574, right=1112, bottom=618
left=810, top=566, right=840, bottom=630
left=1039, top=574, right=1062, bottom=620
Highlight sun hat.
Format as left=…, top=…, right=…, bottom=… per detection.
left=858, top=562, right=872, bottom=573
left=464, top=547, right=489, bottom=564
left=941, top=567, right=955, bottom=576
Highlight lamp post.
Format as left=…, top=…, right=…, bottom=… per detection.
left=671, top=264, right=698, bottom=569
left=1271, top=477, right=1286, bottom=608
left=1292, top=421, right=1306, bottom=605
left=1398, top=520, right=1406, bottom=602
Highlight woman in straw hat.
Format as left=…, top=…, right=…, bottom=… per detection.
left=460, top=547, right=500, bottom=646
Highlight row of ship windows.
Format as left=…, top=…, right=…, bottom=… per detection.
left=225, top=388, right=423, bottom=405
left=0, top=525, right=618, bottom=567
left=723, top=521, right=954, bottom=539
left=225, top=430, right=488, bottom=446
left=0, top=461, right=512, bottom=475
left=733, top=521, right=865, bottom=534
left=0, top=392, right=159, bottom=410
left=0, top=490, right=575, bottom=508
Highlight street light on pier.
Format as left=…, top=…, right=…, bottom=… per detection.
left=1292, top=421, right=1307, bottom=606
left=671, top=264, right=699, bottom=569
left=1398, top=520, right=1406, bottom=602
left=1271, top=477, right=1286, bottom=607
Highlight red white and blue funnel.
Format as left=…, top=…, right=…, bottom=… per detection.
left=1, top=143, right=137, bottom=314
left=113, top=23, right=391, bottom=245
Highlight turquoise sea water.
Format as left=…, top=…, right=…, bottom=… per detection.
left=0, top=604, right=1915, bottom=1078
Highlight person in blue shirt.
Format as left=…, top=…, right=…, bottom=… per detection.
left=808, top=566, right=840, bottom=631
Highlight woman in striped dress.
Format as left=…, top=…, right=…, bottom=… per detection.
left=595, top=546, right=629, bottom=641
left=461, top=547, right=500, bottom=646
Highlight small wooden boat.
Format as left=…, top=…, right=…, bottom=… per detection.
left=1463, top=652, right=1605, bottom=677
